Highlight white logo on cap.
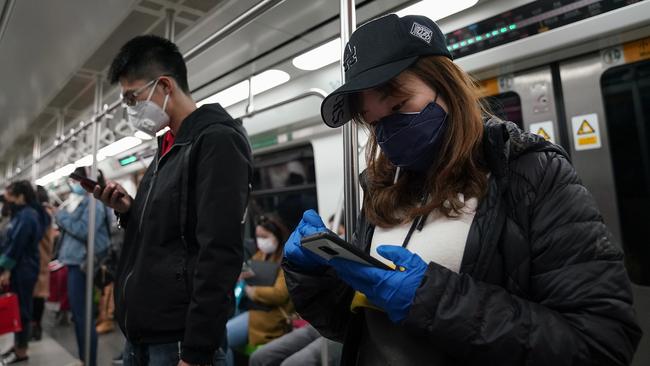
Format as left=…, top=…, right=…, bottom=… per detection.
left=410, top=22, right=433, bottom=44
left=343, top=43, right=358, bottom=72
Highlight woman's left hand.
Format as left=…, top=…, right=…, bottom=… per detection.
left=0, top=270, right=10, bottom=287
left=329, top=245, right=428, bottom=323
left=244, top=285, right=255, bottom=299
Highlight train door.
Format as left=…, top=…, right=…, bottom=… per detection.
left=479, top=66, right=563, bottom=148
left=559, top=36, right=650, bottom=366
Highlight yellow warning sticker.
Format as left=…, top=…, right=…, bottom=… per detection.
left=576, top=120, right=596, bottom=135
left=571, top=113, right=601, bottom=151
left=529, top=121, right=555, bottom=143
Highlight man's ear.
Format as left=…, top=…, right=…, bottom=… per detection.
left=159, top=76, right=175, bottom=94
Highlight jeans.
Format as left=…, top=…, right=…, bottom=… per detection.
left=123, top=339, right=227, bottom=366
left=67, top=265, right=98, bottom=366
left=225, top=311, right=249, bottom=366
left=249, top=324, right=343, bottom=366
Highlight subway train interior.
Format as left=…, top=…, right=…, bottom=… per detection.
left=0, top=0, right=649, bottom=365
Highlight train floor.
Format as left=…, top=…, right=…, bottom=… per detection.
left=1, top=306, right=125, bottom=366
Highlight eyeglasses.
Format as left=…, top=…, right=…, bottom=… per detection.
left=120, top=75, right=172, bottom=107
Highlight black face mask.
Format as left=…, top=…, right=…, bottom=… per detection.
left=374, top=101, right=449, bottom=172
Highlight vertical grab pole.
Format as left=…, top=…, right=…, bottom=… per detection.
left=165, top=8, right=175, bottom=41
left=32, top=135, right=40, bottom=183
left=84, top=75, right=102, bottom=365
left=340, top=0, right=358, bottom=245
left=321, top=2, right=358, bottom=366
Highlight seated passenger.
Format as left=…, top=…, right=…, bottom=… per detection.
left=226, top=215, right=293, bottom=365
left=282, top=14, right=641, bottom=366
left=248, top=215, right=345, bottom=366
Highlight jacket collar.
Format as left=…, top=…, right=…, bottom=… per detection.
left=158, top=103, right=240, bottom=147
left=481, top=117, right=569, bottom=180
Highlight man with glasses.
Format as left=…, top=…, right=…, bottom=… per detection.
left=92, top=35, right=252, bottom=366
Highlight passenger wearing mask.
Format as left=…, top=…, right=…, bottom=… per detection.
left=93, top=35, right=252, bottom=366
left=56, top=167, right=110, bottom=366
left=283, top=14, right=641, bottom=365
left=31, top=185, right=57, bottom=341
left=249, top=214, right=345, bottom=366
left=226, top=216, right=292, bottom=365
left=0, top=181, right=49, bottom=364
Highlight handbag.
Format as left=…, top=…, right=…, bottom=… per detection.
left=0, top=293, right=22, bottom=335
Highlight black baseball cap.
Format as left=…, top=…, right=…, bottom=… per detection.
left=321, top=14, right=452, bottom=128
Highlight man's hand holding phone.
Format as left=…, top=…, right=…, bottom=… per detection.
left=92, top=181, right=132, bottom=214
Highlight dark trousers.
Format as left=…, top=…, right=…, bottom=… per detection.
left=124, top=338, right=228, bottom=366
left=67, top=265, right=98, bottom=366
left=32, top=297, right=45, bottom=326
left=10, top=269, right=37, bottom=348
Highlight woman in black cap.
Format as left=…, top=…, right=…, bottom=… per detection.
left=282, top=14, right=641, bottom=365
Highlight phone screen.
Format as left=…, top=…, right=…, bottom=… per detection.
left=301, top=232, right=393, bottom=270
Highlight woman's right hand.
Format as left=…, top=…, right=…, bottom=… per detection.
left=283, top=210, right=329, bottom=271
left=92, top=181, right=132, bottom=214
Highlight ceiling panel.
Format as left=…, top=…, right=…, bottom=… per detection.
left=48, top=75, right=95, bottom=109
left=182, top=0, right=217, bottom=13
left=82, top=10, right=160, bottom=72
left=0, top=0, right=137, bottom=160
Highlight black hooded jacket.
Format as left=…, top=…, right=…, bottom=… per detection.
left=114, top=104, right=252, bottom=364
left=283, top=119, right=642, bottom=365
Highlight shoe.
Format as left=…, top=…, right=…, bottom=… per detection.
left=1, top=352, right=29, bottom=364
left=0, top=348, right=14, bottom=358
left=112, top=353, right=124, bottom=365
left=31, top=324, right=42, bottom=341
left=96, top=320, right=115, bottom=334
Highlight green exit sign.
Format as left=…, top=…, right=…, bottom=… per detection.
left=118, top=155, right=138, bottom=166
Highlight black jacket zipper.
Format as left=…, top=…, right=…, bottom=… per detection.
left=121, top=144, right=183, bottom=338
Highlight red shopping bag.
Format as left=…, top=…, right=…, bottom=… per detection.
left=0, top=293, right=22, bottom=335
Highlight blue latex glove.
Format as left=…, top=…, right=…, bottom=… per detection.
left=330, top=245, right=428, bottom=323
left=283, top=209, right=329, bottom=272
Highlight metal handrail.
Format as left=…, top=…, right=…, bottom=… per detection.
left=236, top=88, right=328, bottom=119
left=183, top=0, right=286, bottom=61
left=0, top=0, right=15, bottom=45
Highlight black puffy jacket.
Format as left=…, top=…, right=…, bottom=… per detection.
left=283, top=119, right=642, bottom=365
left=115, top=104, right=252, bottom=364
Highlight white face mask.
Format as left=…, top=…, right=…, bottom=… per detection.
left=257, top=237, right=278, bottom=255
left=127, top=79, right=170, bottom=136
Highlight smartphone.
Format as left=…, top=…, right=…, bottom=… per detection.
left=69, top=172, right=101, bottom=191
left=300, top=232, right=393, bottom=270
left=69, top=172, right=124, bottom=198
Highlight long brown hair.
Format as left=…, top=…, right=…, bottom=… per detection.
left=350, top=56, right=489, bottom=228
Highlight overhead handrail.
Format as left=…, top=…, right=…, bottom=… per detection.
left=183, top=0, right=286, bottom=62
left=237, top=88, right=328, bottom=119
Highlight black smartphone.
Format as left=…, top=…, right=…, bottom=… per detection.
left=69, top=172, right=101, bottom=191
left=69, top=172, right=124, bottom=199
left=300, top=232, right=393, bottom=270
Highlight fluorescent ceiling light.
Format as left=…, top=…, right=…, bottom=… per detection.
left=134, top=130, right=154, bottom=140
left=293, top=38, right=341, bottom=71
left=98, top=136, right=142, bottom=158
left=74, top=154, right=107, bottom=167
left=198, top=69, right=291, bottom=108
left=35, top=171, right=58, bottom=186
left=396, top=0, right=478, bottom=20
left=253, top=70, right=291, bottom=95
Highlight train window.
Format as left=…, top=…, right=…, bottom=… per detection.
left=481, top=91, right=524, bottom=129
left=601, top=59, right=650, bottom=286
left=249, top=144, right=318, bottom=231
